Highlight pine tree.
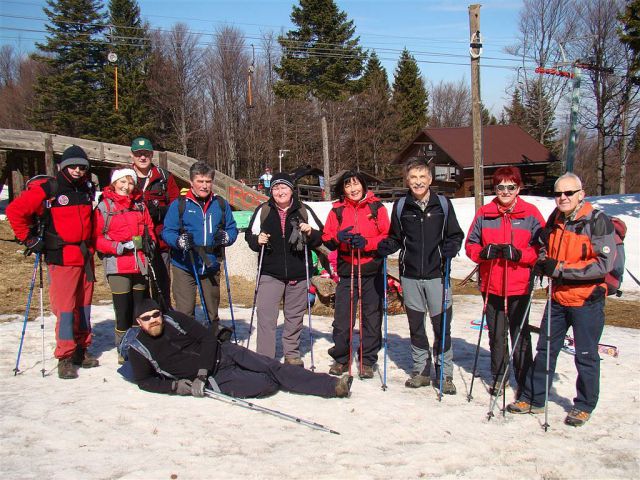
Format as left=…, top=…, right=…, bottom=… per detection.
left=391, top=48, right=428, bottom=143
left=102, top=0, right=155, bottom=144
left=524, top=80, right=557, bottom=149
left=31, top=0, right=107, bottom=137
left=481, top=103, right=498, bottom=125
left=362, top=51, right=389, bottom=92
left=504, top=88, right=527, bottom=127
left=619, top=0, right=640, bottom=85
left=274, top=0, right=365, bottom=101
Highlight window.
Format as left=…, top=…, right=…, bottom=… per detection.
left=434, top=165, right=456, bottom=181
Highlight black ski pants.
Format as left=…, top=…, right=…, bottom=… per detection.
left=483, top=293, right=533, bottom=388
left=213, top=343, right=338, bottom=399
left=329, top=272, right=383, bottom=367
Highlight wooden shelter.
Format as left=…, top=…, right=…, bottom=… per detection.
left=394, top=124, right=558, bottom=197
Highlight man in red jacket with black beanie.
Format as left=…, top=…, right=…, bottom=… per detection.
left=7, top=145, right=99, bottom=379
left=129, top=137, right=180, bottom=306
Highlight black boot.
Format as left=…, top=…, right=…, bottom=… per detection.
left=72, top=346, right=99, bottom=368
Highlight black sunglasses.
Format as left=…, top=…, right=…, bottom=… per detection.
left=553, top=189, right=581, bottom=198
left=496, top=184, right=517, bottom=192
left=138, top=310, right=161, bottom=322
left=68, top=164, right=88, bottom=172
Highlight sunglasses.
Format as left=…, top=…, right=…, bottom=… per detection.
left=496, top=184, right=517, bottom=192
left=553, top=189, right=581, bottom=198
left=138, top=310, right=161, bottom=322
left=68, top=164, right=88, bottom=172
left=133, top=151, right=152, bottom=157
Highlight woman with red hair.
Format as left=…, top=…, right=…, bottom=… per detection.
left=465, top=166, right=545, bottom=396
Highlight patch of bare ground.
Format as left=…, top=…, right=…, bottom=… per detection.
left=1, top=221, right=637, bottom=329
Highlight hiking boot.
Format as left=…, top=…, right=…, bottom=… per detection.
left=506, top=400, right=544, bottom=414
left=564, top=408, right=590, bottom=427
left=72, top=347, right=100, bottom=368
left=359, top=364, right=374, bottom=379
left=284, top=356, right=304, bottom=368
left=434, top=376, right=457, bottom=395
left=335, top=374, right=353, bottom=398
left=328, top=362, right=348, bottom=376
left=405, top=373, right=431, bottom=388
left=57, top=358, right=78, bottom=379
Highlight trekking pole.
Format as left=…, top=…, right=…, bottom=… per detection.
left=487, top=275, right=537, bottom=421
left=246, top=244, right=265, bottom=349
left=468, top=259, right=496, bottom=401
left=438, top=258, right=451, bottom=401
left=357, top=249, right=364, bottom=379
left=303, top=242, right=315, bottom=370
left=188, top=250, right=211, bottom=326
left=543, top=278, right=552, bottom=432
left=348, top=249, right=355, bottom=376
left=38, top=257, right=45, bottom=377
left=204, top=388, right=339, bottom=434
left=501, top=259, right=509, bottom=416
left=147, top=261, right=168, bottom=312
left=381, top=256, right=388, bottom=391
left=14, top=253, right=40, bottom=375
left=222, top=255, right=238, bottom=343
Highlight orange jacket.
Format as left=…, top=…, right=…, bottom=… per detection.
left=545, top=202, right=616, bottom=306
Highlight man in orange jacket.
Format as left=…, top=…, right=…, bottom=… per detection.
left=507, top=173, right=616, bottom=427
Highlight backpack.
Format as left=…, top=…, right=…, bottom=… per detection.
left=98, top=197, right=146, bottom=238
left=395, top=194, right=450, bottom=241
left=332, top=200, right=384, bottom=226
left=605, top=216, right=626, bottom=297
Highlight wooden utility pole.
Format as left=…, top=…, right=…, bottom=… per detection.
left=321, top=116, right=331, bottom=201
left=469, top=4, right=483, bottom=212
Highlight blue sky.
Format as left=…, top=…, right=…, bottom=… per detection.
left=1, top=0, right=528, bottom=114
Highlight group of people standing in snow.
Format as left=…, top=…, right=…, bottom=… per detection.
left=7, top=143, right=617, bottom=427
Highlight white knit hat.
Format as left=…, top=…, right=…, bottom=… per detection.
left=110, top=168, right=137, bottom=185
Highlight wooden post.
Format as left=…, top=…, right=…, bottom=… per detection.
left=469, top=4, right=483, bottom=212
left=321, top=115, right=331, bottom=201
left=44, top=134, right=56, bottom=176
left=10, top=155, right=25, bottom=201
left=159, top=151, right=168, bottom=171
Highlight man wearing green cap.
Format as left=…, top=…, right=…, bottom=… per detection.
left=130, top=137, right=180, bottom=306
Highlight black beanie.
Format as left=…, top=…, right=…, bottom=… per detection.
left=270, top=173, right=295, bottom=193
left=58, top=145, right=90, bottom=170
left=133, top=298, right=161, bottom=319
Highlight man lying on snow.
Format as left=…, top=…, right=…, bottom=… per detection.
left=126, top=298, right=353, bottom=399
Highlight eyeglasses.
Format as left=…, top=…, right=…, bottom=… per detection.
left=138, top=310, right=161, bottom=322
left=68, top=165, right=88, bottom=172
left=496, top=184, right=517, bottom=192
left=553, top=189, right=581, bottom=198
left=133, top=151, right=152, bottom=158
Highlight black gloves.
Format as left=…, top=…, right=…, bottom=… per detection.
left=377, top=240, right=397, bottom=257
left=480, top=243, right=502, bottom=260
left=177, top=232, right=194, bottom=252
left=337, top=226, right=354, bottom=244
left=288, top=219, right=305, bottom=252
left=502, top=244, right=522, bottom=263
left=534, top=258, right=558, bottom=277
left=214, top=229, right=231, bottom=247
left=217, top=327, right=233, bottom=343
left=24, top=236, right=45, bottom=254
left=350, top=234, right=366, bottom=250
left=441, top=241, right=459, bottom=258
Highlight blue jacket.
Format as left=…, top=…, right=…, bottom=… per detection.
left=162, top=191, right=238, bottom=274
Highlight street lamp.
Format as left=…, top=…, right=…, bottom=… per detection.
left=107, top=51, right=118, bottom=111
left=278, top=149, right=290, bottom=173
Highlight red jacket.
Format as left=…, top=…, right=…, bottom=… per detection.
left=7, top=172, right=94, bottom=267
left=322, top=191, right=390, bottom=277
left=465, top=197, right=545, bottom=296
left=134, top=165, right=180, bottom=252
left=93, top=187, right=157, bottom=275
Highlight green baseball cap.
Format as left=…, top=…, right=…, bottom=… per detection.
left=131, top=137, right=153, bottom=152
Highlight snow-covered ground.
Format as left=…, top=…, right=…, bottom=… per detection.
left=0, top=188, right=638, bottom=479
left=1, top=299, right=638, bottom=479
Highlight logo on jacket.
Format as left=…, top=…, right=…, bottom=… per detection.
left=602, top=246, right=611, bottom=254
left=58, top=195, right=69, bottom=206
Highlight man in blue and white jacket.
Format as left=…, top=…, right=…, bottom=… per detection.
left=162, top=161, right=237, bottom=334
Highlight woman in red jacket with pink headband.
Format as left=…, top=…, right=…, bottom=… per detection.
left=94, top=168, right=156, bottom=363
left=465, top=166, right=545, bottom=396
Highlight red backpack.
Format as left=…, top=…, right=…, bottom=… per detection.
left=605, top=216, right=626, bottom=297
